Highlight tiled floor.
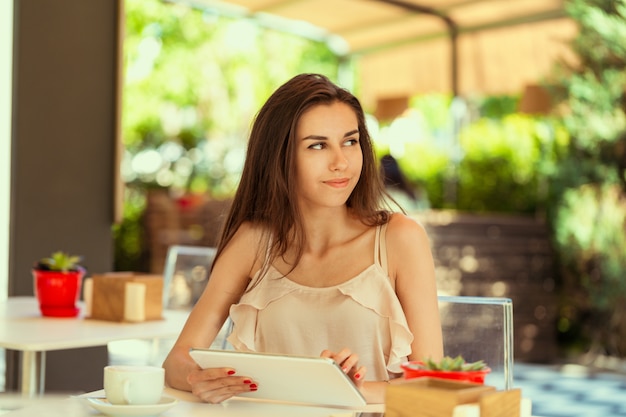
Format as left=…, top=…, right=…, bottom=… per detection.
left=513, top=362, right=626, bottom=417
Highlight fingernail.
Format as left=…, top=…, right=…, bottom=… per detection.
left=342, top=367, right=349, bottom=373
left=249, top=383, right=258, bottom=389
left=250, top=387, right=258, bottom=391
left=227, top=370, right=236, bottom=375
left=354, top=373, right=361, bottom=379
left=243, top=379, right=252, bottom=384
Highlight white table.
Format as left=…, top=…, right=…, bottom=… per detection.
left=0, top=387, right=540, bottom=417
left=0, top=297, right=190, bottom=397
left=0, top=387, right=386, bottom=417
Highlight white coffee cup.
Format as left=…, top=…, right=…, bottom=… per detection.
left=103, top=365, right=165, bottom=405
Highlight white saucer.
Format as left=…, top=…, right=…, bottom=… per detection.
left=84, top=396, right=178, bottom=417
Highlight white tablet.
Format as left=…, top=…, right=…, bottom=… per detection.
left=189, top=348, right=367, bottom=408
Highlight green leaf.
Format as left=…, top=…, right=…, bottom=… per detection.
left=38, top=251, right=83, bottom=272
left=421, top=356, right=488, bottom=371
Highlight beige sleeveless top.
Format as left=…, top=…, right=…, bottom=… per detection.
left=227, top=223, right=414, bottom=380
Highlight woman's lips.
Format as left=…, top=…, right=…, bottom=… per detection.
left=324, top=178, right=350, bottom=188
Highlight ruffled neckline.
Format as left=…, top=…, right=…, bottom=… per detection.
left=259, top=263, right=388, bottom=291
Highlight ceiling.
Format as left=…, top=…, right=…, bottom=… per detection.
left=185, top=0, right=578, bottom=111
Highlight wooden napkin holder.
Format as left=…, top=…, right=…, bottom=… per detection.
left=385, top=377, right=521, bottom=417
left=89, top=272, right=164, bottom=322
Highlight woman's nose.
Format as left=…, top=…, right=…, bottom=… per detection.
left=330, top=148, right=349, bottom=171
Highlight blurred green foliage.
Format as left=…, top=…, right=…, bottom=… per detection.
left=390, top=97, right=569, bottom=215
left=554, top=184, right=626, bottom=310
left=456, top=115, right=569, bottom=213
left=546, top=0, right=626, bottom=357
left=113, top=188, right=148, bottom=272
left=475, top=94, right=521, bottom=119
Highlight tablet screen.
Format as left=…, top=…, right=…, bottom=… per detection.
left=189, top=348, right=367, bottom=408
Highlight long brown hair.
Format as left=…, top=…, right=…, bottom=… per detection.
left=215, top=73, right=390, bottom=278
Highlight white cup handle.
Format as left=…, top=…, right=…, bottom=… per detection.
left=123, top=378, right=132, bottom=404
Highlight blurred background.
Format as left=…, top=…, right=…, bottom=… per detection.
left=2, top=0, right=626, bottom=400
left=115, top=0, right=626, bottom=369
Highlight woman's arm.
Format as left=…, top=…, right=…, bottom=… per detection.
left=162, top=223, right=263, bottom=398
left=386, top=213, right=444, bottom=361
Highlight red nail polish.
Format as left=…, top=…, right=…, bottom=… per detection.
left=227, top=370, right=236, bottom=375
left=249, top=383, right=258, bottom=389
left=250, top=388, right=258, bottom=391
left=243, top=379, right=252, bottom=384
left=354, top=373, right=361, bottom=379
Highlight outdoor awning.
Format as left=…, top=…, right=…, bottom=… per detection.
left=187, top=0, right=578, bottom=113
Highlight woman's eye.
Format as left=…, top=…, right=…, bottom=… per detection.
left=344, top=138, right=359, bottom=146
left=309, top=142, right=325, bottom=150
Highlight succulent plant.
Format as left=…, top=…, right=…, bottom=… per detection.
left=407, top=355, right=488, bottom=372
left=34, top=251, right=84, bottom=273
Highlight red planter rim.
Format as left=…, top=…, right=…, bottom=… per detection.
left=400, top=361, right=491, bottom=384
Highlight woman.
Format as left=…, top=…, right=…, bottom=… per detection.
left=162, top=73, right=443, bottom=404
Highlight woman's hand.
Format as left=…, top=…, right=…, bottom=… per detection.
left=187, top=367, right=258, bottom=404
left=320, top=348, right=366, bottom=388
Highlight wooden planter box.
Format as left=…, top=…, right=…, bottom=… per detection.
left=87, top=272, right=163, bottom=322
left=385, top=377, right=521, bottom=417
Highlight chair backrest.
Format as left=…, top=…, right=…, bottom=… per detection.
left=162, top=245, right=217, bottom=309
left=438, top=295, right=514, bottom=390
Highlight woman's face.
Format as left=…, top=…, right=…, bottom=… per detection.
left=294, top=101, right=363, bottom=210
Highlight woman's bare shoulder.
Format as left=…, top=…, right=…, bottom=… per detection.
left=231, top=221, right=265, bottom=242
left=385, top=213, right=435, bottom=283
left=223, top=221, right=268, bottom=273
left=386, top=212, right=429, bottom=245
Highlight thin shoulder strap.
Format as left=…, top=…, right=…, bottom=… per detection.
left=375, top=223, right=389, bottom=275
left=250, top=234, right=273, bottom=287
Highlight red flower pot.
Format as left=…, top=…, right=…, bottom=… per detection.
left=33, top=268, right=85, bottom=317
left=401, top=361, right=491, bottom=384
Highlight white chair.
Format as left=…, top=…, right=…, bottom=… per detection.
left=162, top=245, right=217, bottom=309
left=108, top=245, right=227, bottom=366
left=161, top=245, right=231, bottom=349
left=437, top=295, right=514, bottom=390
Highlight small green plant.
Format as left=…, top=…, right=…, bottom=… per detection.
left=414, top=356, right=488, bottom=371
left=35, top=251, right=84, bottom=272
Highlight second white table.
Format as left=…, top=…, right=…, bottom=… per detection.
left=0, top=296, right=190, bottom=396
